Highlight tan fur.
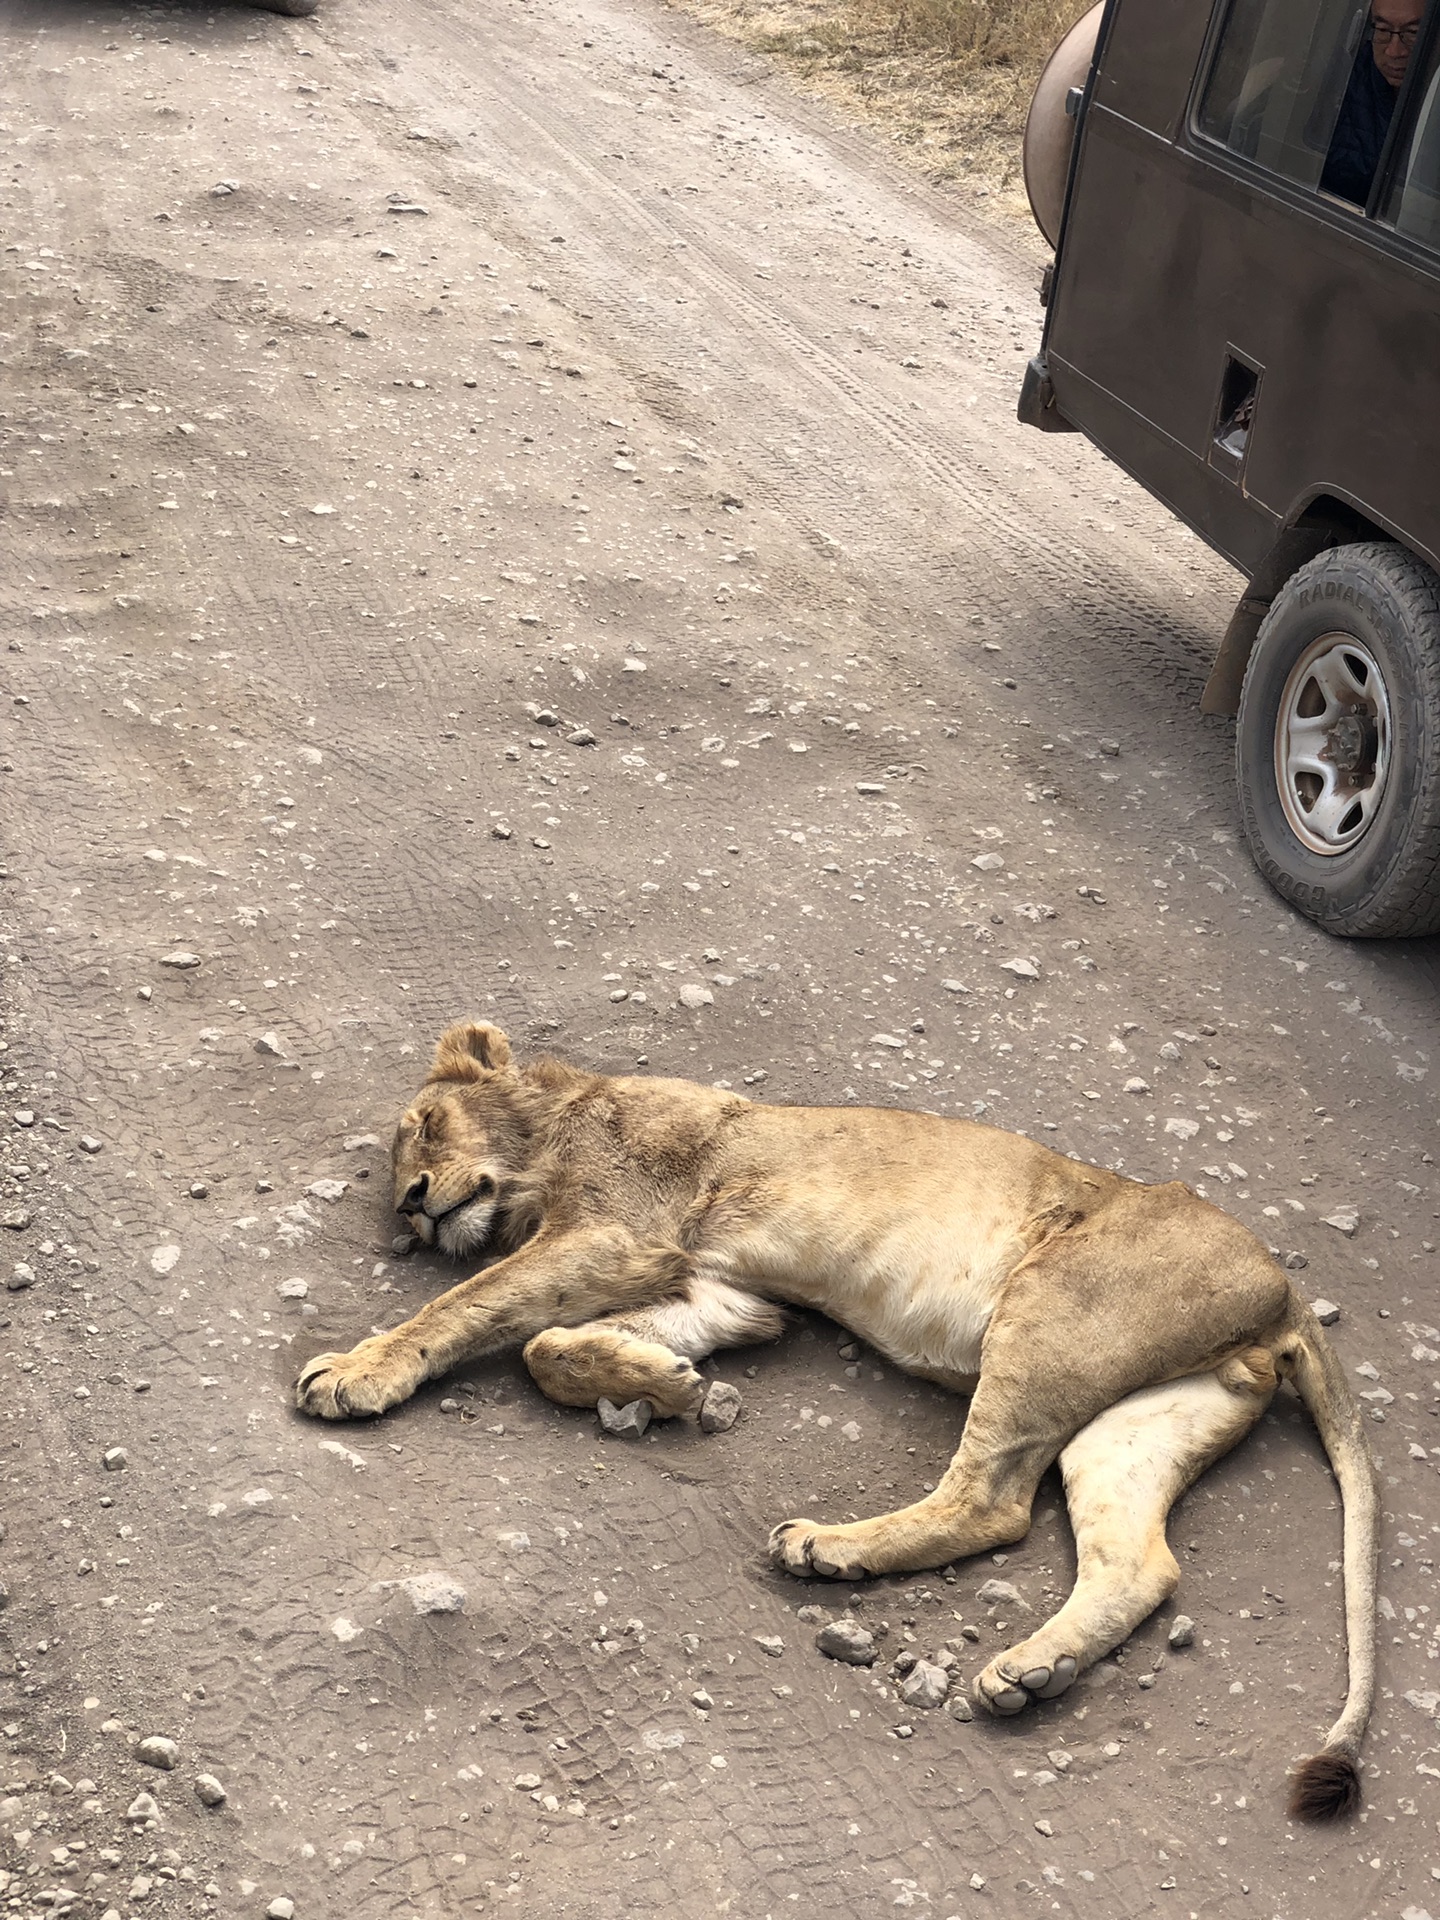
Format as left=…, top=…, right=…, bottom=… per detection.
left=295, top=1022, right=1378, bottom=1814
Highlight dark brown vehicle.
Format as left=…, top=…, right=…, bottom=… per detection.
left=1020, top=0, right=1440, bottom=937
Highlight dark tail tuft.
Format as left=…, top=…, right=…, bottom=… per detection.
left=1288, top=1747, right=1361, bottom=1821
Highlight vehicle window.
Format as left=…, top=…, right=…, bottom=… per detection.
left=1383, top=34, right=1440, bottom=238
left=1197, top=0, right=1371, bottom=188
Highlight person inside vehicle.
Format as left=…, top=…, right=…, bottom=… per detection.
left=1322, top=0, right=1425, bottom=204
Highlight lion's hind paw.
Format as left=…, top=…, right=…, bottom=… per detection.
left=974, top=1652, right=1077, bottom=1716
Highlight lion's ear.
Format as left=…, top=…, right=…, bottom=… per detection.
left=429, top=1021, right=513, bottom=1083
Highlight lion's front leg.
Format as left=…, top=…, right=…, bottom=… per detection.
left=295, top=1332, right=432, bottom=1421
left=294, top=1227, right=689, bottom=1421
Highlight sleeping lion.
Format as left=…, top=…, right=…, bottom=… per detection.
left=294, top=1020, right=1377, bottom=1820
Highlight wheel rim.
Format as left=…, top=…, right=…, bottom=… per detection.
left=1274, top=632, right=1392, bottom=856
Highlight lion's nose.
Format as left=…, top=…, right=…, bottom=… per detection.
left=399, top=1173, right=429, bottom=1213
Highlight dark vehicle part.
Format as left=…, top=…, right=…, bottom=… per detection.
left=1236, top=543, right=1440, bottom=937
left=1022, top=3, right=1105, bottom=247
left=1020, top=0, right=1440, bottom=934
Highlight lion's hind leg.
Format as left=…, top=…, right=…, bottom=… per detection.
left=975, top=1350, right=1276, bottom=1715
left=524, top=1277, right=783, bottom=1420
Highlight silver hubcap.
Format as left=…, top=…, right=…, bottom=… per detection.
left=1274, top=633, right=1392, bottom=856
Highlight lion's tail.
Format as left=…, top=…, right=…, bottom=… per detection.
left=1279, top=1311, right=1379, bottom=1820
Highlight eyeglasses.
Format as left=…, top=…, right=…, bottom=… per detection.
left=1371, top=20, right=1421, bottom=46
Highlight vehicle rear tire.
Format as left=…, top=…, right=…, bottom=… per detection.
left=1235, top=541, right=1440, bottom=938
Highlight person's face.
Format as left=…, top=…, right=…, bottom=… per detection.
left=1372, top=0, right=1424, bottom=88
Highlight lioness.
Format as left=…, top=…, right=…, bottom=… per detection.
left=295, top=1021, right=1377, bottom=1819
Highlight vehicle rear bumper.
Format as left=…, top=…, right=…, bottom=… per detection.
left=1017, top=354, right=1078, bottom=433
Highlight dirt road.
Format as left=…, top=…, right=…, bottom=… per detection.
left=3, top=0, right=1439, bottom=1912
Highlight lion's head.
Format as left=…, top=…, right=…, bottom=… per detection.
left=391, top=1022, right=536, bottom=1258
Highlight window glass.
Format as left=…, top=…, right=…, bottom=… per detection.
left=1383, top=36, right=1440, bottom=239
left=1197, top=0, right=1371, bottom=188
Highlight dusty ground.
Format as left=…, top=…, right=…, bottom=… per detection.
left=665, top=0, right=1067, bottom=213
left=3, top=0, right=1440, bottom=1914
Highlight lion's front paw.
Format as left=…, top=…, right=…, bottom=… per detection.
left=974, top=1651, right=1078, bottom=1716
left=768, top=1518, right=874, bottom=1581
left=295, top=1337, right=421, bottom=1420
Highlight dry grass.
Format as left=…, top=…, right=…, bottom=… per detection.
left=669, top=0, right=1092, bottom=215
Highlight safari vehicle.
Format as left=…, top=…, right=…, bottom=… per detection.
left=1019, top=0, right=1440, bottom=937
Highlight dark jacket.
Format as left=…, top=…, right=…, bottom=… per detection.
left=1321, top=49, right=1398, bottom=206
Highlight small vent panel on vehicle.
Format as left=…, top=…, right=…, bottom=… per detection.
left=1211, top=354, right=1260, bottom=471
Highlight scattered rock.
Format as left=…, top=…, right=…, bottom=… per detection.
left=102, top=1447, right=129, bottom=1472
left=950, top=1692, right=974, bottom=1722
left=276, top=1278, right=309, bottom=1300
left=392, top=1232, right=417, bottom=1256
left=815, top=1619, right=877, bottom=1666
left=254, top=1033, right=286, bottom=1058
left=1322, top=1208, right=1360, bottom=1236
left=699, top=1381, right=742, bottom=1432
left=976, top=1578, right=1024, bottom=1608
left=7, top=1263, right=35, bottom=1291
left=125, top=1790, right=160, bottom=1823
left=135, top=1735, right=180, bottom=1770
left=753, top=1634, right=784, bottom=1658
left=78, top=1135, right=103, bottom=1155
left=343, top=1134, right=381, bottom=1153
left=150, top=1245, right=180, bottom=1275
left=194, top=1774, right=226, bottom=1808
left=1123, top=1077, right=1151, bottom=1095
left=159, top=951, right=201, bottom=970
left=306, top=1179, right=347, bottom=1202
left=678, top=983, right=714, bottom=1010
left=567, top=728, right=596, bottom=746
left=900, top=1660, right=950, bottom=1709
left=1, top=1208, right=31, bottom=1231
left=12, top=1110, right=35, bottom=1129
left=1310, top=1298, right=1341, bottom=1326
left=971, top=852, right=1005, bottom=872
left=1168, top=1615, right=1195, bottom=1649
left=189, top=1181, right=209, bottom=1199
left=1282, top=1250, right=1308, bottom=1270
left=398, top=1571, right=467, bottom=1614
left=266, top=1901, right=296, bottom=1920
left=1000, top=958, right=1040, bottom=981
left=598, top=1397, right=652, bottom=1438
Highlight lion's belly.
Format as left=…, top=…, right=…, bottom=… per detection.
left=834, top=1266, right=1001, bottom=1378
left=723, top=1204, right=1019, bottom=1381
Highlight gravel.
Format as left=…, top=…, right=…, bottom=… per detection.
left=598, top=1396, right=652, bottom=1438
left=976, top=1578, right=1024, bottom=1607
left=398, top=1571, right=468, bottom=1615
left=815, top=1618, right=878, bottom=1666
left=900, top=1660, right=950, bottom=1709
left=699, top=1380, right=742, bottom=1432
